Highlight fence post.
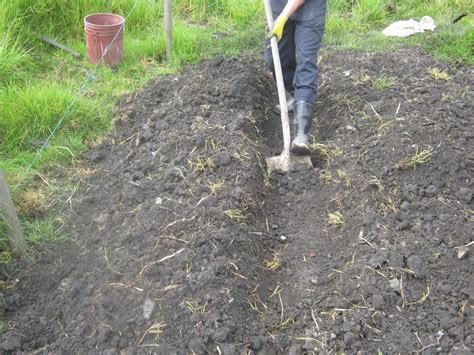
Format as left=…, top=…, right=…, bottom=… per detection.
left=0, top=171, right=27, bottom=255
left=164, top=0, right=172, bottom=63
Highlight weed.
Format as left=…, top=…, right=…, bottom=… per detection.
left=240, top=193, right=255, bottom=212
left=269, top=285, right=283, bottom=299
left=376, top=195, right=399, bottom=216
left=0, top=251, right=12, bottom=264
left=256, top=153, right=272, bottom=190
left=187, top=156, right=215, bottom=173
left=224, top=209, right=246, bottom=221
left=263, top=176, right=272, bottom=190
left=319, top=170, right=336, bottom=184
left=458, top=300, right=468, bottom=317
left=138, top=322, right=166, bottom=346
left=330, top=193, right=343, bottom=207
left=461, top=208, right=474, bottom=222
left=337, top=169, right=353, bottom=188
left=264, top=250, right=284, bottom=271
left=275, top=317, right=295, bottom=332
left=376, top=119, right=394, bottom=136
left=353, top=73, right=371, bottom=85
left=232, top=147, right=251, bottom=162
left=247, top=293, right=268, bottom=315
left=311, top=142, right=343, bottom=161
left=396, top=147, right=433, bottom=170
left=76, top=167, right=96, bottom=178
left=101, top=247, right=123, bottom=275
left=23, top=217, right=66, bottom=245
left=441, top=93, right=453, bottom=102
left=207, top=180, right=224, bottom=195
left=327, top=212, right=345, bottom=227
left=191, top=117, right=210, bottom=133
left=204, top=138, right=221, bottom=151
left=14, top=189, right=47, bottom=216
left=372, top=75, right=397, bottom=90
left=369, top=176, right=384, bottom=193
left=428, top=67, right=451, bottom=81
left=184, top=298, right=207, bottom=314
left=247, top=297, right=262, bottom=314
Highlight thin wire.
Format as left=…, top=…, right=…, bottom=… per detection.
left=15, top=0, right=141, bottom=190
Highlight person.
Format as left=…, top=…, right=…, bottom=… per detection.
left=265, top=0, right=326, bottom=155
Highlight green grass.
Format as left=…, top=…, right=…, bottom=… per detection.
left=397, top=147, right=434, bottom=170
left=0, top=31, right=33, bottom=86
left=373, top=75, right=398, bottom=89
left=0, top=82, right=106, bottom=154
left=326, top=0, right=473, bottom=65
left=0, top=0, right=472, bottom=251
left=23, top=216, right=67, bottom=245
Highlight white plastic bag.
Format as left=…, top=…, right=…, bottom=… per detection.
left=382, top=16, right=436, bottom=38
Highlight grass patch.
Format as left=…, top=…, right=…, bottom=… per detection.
left=372, top=75, right=397, bottom=90
left=0, top=251, right=13, bottom=264
left=23, top=216, right=67, bottom=245
left=208, top=180, right=225, bottom=195
left=0, top=82, right=106, bottom=154
left=275, top=317, right=295, bottom=332
left=327, top=212, right=345, bottom=227
left=264, top=250, right=284, bottom=271
left=0, top=31, right=33, bottom=86
left=396, top=147, right=433, bottom=170
left=428, top=67, right=451, bottom=81
left=224, top=209, right=246, bottom=221
left=14, top=189, right=48, bottom=217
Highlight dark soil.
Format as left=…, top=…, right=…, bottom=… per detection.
left=1, top=47, right=472, bottom=354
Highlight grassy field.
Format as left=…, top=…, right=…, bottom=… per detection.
left=0, top=0, right=472, bottom=251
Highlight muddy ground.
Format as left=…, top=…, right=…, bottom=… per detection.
left=1, top=47, right=472, bottom=354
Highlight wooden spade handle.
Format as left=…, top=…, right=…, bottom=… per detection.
left=263, top=0, right=291, bottom=154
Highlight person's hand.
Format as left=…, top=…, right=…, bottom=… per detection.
left=267, top=15, right=288, bottom=41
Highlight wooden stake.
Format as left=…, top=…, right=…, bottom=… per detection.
left=164, top=0, right=172, bottom=63
left=0, top=171, right=27, bottom=255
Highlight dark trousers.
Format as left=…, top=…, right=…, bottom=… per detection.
left=264, top=0, right=326, bottom=103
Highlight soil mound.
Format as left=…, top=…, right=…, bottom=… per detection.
left=1, top=48, right=472, bottom=354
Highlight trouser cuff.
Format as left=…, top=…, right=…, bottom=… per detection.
left=294, top=89, right=317, bottom=104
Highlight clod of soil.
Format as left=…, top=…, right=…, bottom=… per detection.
left=1, top=48, right=472, bottom=353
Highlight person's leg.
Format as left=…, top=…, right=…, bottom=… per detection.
left=264, top=17, right=297, bottom=95
left=291, top=0, right=326, bottom=155
left=293, top=0, right=326, bottom=103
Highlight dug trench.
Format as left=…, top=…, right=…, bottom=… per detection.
left=1, top=48, right=472, bottom=353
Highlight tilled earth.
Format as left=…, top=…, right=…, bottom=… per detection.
left=1, top=48, right=473, bottom=354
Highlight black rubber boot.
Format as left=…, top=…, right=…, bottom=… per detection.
left=291, top=100, right=314, bottom=155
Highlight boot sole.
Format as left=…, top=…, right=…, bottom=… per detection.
left=291, top=143, right=310, bottom=156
